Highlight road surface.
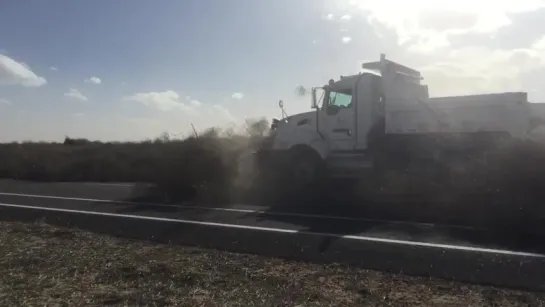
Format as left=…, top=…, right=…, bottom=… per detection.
left=0, top=179, right=543, bottom=291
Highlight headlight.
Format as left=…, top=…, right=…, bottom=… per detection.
left=260, top=130, right=276, bottom=149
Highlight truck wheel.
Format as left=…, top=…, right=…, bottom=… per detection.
left=287, top=148, right=324, bottom=193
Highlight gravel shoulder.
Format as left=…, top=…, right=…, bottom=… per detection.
left=0, top=221, right=543, bottom=306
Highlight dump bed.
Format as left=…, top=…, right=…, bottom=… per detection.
left=384, top=92, right=532, bottom=138
left=364, top=54, right=533, bottom=138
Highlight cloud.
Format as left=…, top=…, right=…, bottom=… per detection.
left=533, top=35, right=545, bottom=50
left=123, top=90, right=200, bottom=112
left=418, top=11, right=479, bottom=32
left=0, top=54, right=47, bottom=87
left=189, top=99, right=202, bottom=107
left=231, top=92, right=244, bottom=100
left=122, top=117, right=160, bottom=126
left=448, top=8, right=545, bottom=51
left=342, top=36, right=352, bottom=43
left=184, top=95, right=202, bottom=107
left=317, top=1, right=545, bottom=100
left=337, top=0, right=545, bottom=53
left=84, top=76, right=102, bottom=84
left=399, top=44, right=545, bottom=101
left=0, top=98, right=12, bottom=105
left=406, top=35, right=451, bottom=53
left=64, top=88, right=88, bottom=101
left=212, top=104, right=236, bottom=121
left=50, top=66, right=58, bottom=71
left=418, top=47, right=544, bottom=96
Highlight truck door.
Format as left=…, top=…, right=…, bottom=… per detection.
left=318, top=89, right=356, bottom=151
left=355, top=74, right=383, bottom=151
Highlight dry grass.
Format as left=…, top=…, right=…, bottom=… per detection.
left=0, top=136, right=240, bottom=182
left=0, top=135, right=250, bottom=202
left=0, top=221, right=544, bottom=307
left=0, top=119, right=273, bottom=204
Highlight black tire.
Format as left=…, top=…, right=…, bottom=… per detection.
left=284, top=148, right=325, bottom=196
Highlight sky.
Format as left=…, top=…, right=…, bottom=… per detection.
left=2, top=0, right=545, bottom=142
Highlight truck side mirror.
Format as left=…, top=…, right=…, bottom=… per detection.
left=311, top=88, right=318, bottom=109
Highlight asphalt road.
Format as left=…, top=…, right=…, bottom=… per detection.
left=0, top=179, right=544, bottom=291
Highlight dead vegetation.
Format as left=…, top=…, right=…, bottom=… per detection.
left=0, top=221, right=544, bottom=306
left=0, top=119, right=271, bottom=203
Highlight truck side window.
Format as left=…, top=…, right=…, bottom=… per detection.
left=329, top=91, right=352, bottom=108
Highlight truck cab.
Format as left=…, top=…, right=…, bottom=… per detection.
left=314, top=71, right=385, bottom=153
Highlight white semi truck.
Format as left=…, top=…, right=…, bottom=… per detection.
left=254, top=54, right=535, bottom=190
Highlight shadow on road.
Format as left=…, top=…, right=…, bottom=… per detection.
left=243, top=197, right=545, bottom=255
left=114, top=182, right=545, bottom=254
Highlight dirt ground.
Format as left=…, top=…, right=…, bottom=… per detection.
left=0, top=221, right=544, bottom=307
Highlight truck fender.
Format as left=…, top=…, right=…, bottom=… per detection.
left=288, top=143, right=325, bottom=162
left=273, top=126, right=328, bottom=159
